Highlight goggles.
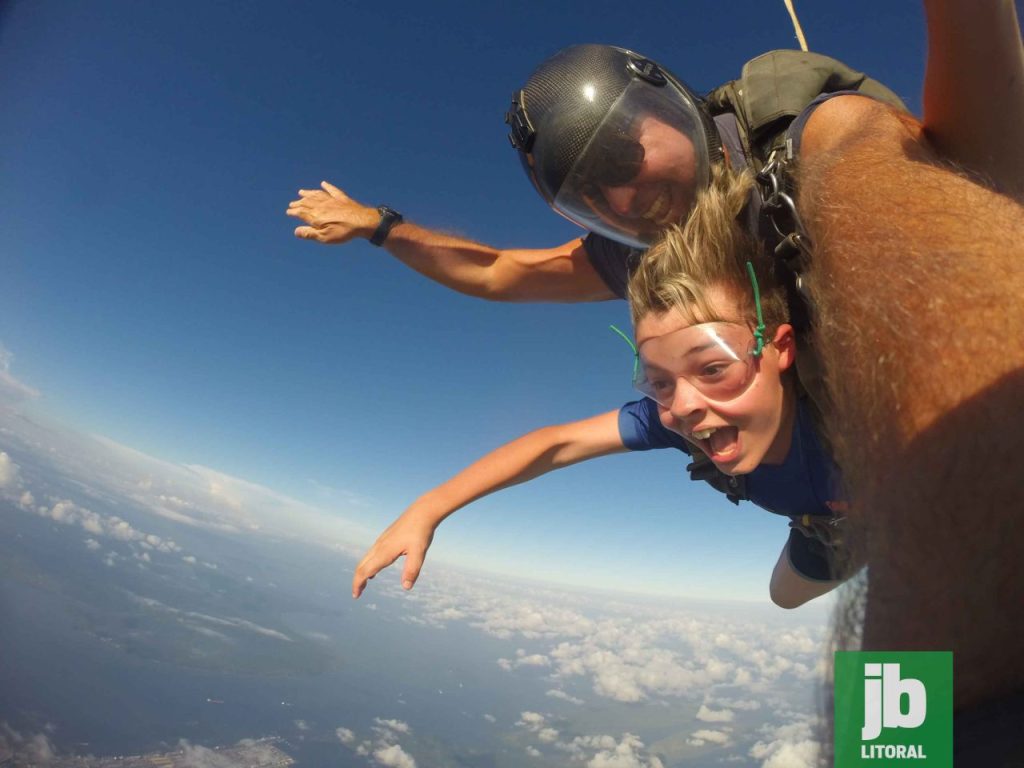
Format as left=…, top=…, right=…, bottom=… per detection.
left=613, top=263, right=768, bottom=405
left=630, top=322, right=761, bottom=405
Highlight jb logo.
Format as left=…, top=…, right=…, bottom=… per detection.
left=834, top=652, right=951, bottom=767
left=862, top=663, right=927, bottom=740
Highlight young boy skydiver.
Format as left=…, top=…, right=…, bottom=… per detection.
left=352, top=168, right=849, bottom=609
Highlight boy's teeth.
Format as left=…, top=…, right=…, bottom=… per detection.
left=693, top=428, right=716, bottom=440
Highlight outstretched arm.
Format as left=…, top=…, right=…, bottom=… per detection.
left=921, top=0, right=1024, bottom=195
left=287, top=182, right=616, bottom=302
left=798, top=94, right=1024, bottom=709
left=351, top=410, right=626, bottom=598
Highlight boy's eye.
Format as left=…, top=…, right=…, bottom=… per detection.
left=698, top=362, right=730, bottom=379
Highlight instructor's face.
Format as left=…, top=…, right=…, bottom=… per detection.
left=598, top=116, right=700, bottom=229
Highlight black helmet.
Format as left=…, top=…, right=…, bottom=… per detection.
left=506, top=45, right=722, bottom=249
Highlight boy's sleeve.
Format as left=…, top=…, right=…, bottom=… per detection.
left=618, top=399, right=691, bottom=453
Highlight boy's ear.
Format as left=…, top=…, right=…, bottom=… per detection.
left=772, top=324, right=796, bottom=371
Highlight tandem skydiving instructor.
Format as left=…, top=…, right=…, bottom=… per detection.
left=288, top=1, right=1024, bottom=764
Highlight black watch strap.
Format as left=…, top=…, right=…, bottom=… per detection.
left=370, top=206, right=404, bottom=246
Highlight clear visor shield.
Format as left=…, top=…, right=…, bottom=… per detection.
left=553, top=79, right=710, bottom=249
left=634, top=323, right=759, bottom=406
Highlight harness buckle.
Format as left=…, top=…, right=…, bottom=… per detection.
left=790, top=514, right=846, bottom=551
left=756, top=151, right=813, bottom=266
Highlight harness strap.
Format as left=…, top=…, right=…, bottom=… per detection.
left=686, top=451, right=746, bottom=505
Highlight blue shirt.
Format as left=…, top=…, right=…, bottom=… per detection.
left=618, top=396, right=843, bottom=518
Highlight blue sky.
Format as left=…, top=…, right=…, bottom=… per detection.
left=0, top=0, right=930, bottom=600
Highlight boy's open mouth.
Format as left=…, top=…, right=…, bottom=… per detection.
left=692, top=426, right=741, bottom=461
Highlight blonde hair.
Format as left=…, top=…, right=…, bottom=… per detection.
left=627, top=165, right=789, bottom=333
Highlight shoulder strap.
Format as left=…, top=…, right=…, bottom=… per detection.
left=686, top=450, right=747, bottom=505
left=706, top=49, right=907, bottom=167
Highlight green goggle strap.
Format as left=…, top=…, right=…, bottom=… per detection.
left=609, top=324, right=639, bottom=380
left=746, top=261, right=766, bottom=358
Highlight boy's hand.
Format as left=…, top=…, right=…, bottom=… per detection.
left=287, top=181, right=380, bottom=245
left=352, top=507, right=437, bottom=599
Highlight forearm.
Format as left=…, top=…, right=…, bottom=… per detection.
left=384, top=223, right=613, bottom=302
left=413, top=411, right=626, bottom=525
left=380, top=220, right=510, bottom=300
left=798, top=104, right=1024, bottom=707
left=922, top=0, right=1024, bottom=195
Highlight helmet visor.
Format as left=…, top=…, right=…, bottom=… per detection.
left=553, top=79, right=711, bottom=249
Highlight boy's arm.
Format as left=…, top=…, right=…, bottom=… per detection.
left=921, top=0, right=1024, bottom=196
left=351, top=410, right=626, bottom=598
left=287, top=181, right=617, bottom=302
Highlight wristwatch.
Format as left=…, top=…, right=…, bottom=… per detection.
left=370, top=206, right=404, bottom=246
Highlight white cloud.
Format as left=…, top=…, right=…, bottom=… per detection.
left=749, top=717, right=822, bottom=768
left=710, top=697, right=762, bottom=711
left=498, top=649, right=552, bottom=670
left=28, top=499, right=184, bottom=558
left=533, top=726, right=668, bottom=767
left=483, top=714, right=496, bottom=723
left=538, top=728, right=559, bottom=743
left=372, top=743, right=416, bottom=768
left=516, top=712, right=546, bottom=731
left=582, top=733, right=664, bottom=768
left=0, top=723, right=55, bottom=766
left=177, top=741, right=236, bottom=768
left=383, top=571, right=825, bottom=715
left=696, top=704, right=735, bottom=723
left=547, top=633, right=735, bottom=703
left=0, top=345, right=40, bottom=402
left=546, top=688, right=584, bottom=705
left=760, top=741, right=820, bottom=768
left=555, top=734, right=617, bottom=755
left=688, top=729, right=731, bottom=746
left=514, top=650, right=551, bottom=667
left=337, top=718, right=417, bottom=768
left=373, top=718, right=411, bottom=735
left=0, top=452, right=20, bottom=488
left=0, top=405, right=374, bottom=557
left=130, top=596, right=293, bottom=643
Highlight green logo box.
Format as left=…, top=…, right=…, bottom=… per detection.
left=834, top=651, right=952, bottom=767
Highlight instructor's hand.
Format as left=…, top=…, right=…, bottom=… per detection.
left=287, top=181, right=379, bottom=245
left=352, top=507, right=437, bottom=599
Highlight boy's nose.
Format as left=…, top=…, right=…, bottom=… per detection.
left=601, top=184, right=637, bottom=217
left=668, top=379, right=707, bottom=422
